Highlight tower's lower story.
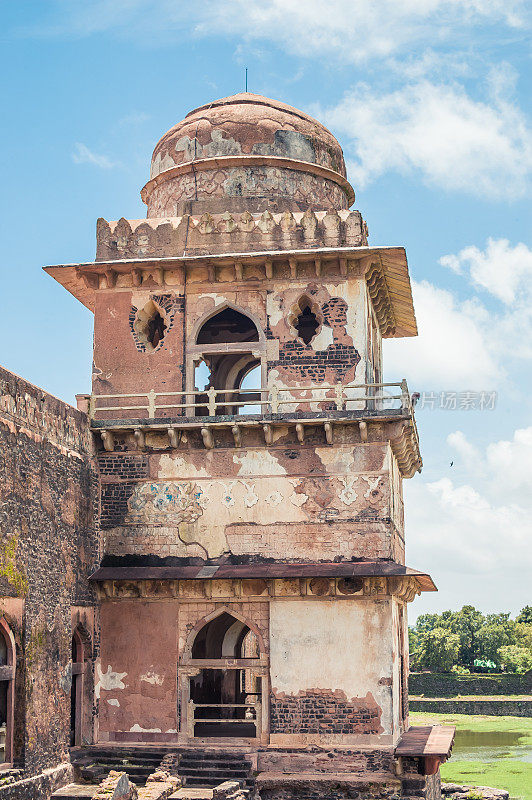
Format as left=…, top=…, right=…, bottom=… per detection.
left=85, top=408, right=453, bottom=798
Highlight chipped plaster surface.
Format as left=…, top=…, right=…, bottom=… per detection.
left=95, top=664, right=127, bottom=699
left=269, top=598, right=393, bottom=734
left=105, top=442, right=397, bottom=561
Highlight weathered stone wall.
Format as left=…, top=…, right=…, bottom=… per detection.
left=97, top=597, right=268, bottom=741
left=146, top=167, right=350, bottom=217
left=0, top=763, right=73, bottom=800
left=269, top=598, right=397, bottom=746
left=96, top=209, right=367, bottom=261
left=0, top=367, right=98, bottom=790
left=256, top=746, right=395, bottom=774
left=92, top=275, right=377, bottom=408
left=92, top=289, right=185, bottom=401
left=409, top=671, right=532, bottom=697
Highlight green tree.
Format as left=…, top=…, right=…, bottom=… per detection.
left=447, top=605, right=485, bottom=667
left=515, top=622, right=532, bottom=652
left=476, top=616, right=517, bottom=665
left=516, top=606, right=532, bottom=625
left=497, top=645, right=532, bottom=674
left=414, top=627, right=461, bottom=672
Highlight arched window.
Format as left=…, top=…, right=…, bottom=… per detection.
left=288, top=294, right=323, bottom=346
left=190, top=305, right=265, bottom=417
left=196, top=307, right=259, bottom=345
left=0, top=619, right=15, bottom=765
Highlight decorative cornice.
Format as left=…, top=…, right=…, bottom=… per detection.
left=366, top=261, right=396, bottom=337
left=44, top=244, right=417, bottom=338
left=96, top=209, right=367, bottom=261
left=94, top=574, right=427, bottom=602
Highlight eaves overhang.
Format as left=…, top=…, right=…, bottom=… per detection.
left=43, top=244, right=417, bottom=338
left=89, top=560, right=437, bottom=592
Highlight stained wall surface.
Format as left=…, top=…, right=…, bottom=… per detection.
left=92, top=277, right=376, bottom=415
left=97, top=601, right=178, bottom=740
left=100, top=441, right=405, bottom=564
left=269, top=598, right=397, bottom=745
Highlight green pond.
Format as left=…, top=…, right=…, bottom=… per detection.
left=410, top=713, right=532, bottom=800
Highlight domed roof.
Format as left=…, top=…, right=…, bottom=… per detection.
left=150, top=93, right=347, bottom=180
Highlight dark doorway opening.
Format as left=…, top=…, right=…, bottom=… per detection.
left=189, top=612, right=262, bottom=739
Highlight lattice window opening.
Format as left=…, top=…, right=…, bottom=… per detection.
left=133, top=299, right=168, bottom=351
left=288, top=295, right=324, bottom=346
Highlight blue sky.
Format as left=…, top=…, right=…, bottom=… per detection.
left=1, top=1, right=531, bottom=619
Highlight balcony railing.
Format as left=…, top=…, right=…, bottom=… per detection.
left=88, top=380, right=415, bottom=421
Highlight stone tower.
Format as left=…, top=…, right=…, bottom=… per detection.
left=46, top=93, right=453, bottom=796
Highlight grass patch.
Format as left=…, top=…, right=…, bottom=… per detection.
left=410, top=712, right=532, bottom=800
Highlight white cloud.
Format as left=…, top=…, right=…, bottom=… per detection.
left=447, top=430, right=481, bottom=470
left=440, top=237, right=532, bottom=304
left=34, top=1, right=530, bottom=63
left=386, top=234, right=532, bottom=389
left=72, top=142, right=115, bottom=169
left=486, top=426, right=532, bottom=501
left=440, top=238, right=532, bottom=363
left=406, top=426, right=532, bottom=616
left=385, top=280, right=501, bottom=390
left=318, top=80, right=532, bottom=198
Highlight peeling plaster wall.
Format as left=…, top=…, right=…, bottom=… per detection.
left=100, top=441, right=404, bottom=563
left=98, top=601, right=178, bottom=740
left=92, top=288, right=185, bottom=401
left=269, top=598, right=395, bottom=745
left=0, top=367, right=98, bottom=778
left=91, top=276, right=378, bottom=407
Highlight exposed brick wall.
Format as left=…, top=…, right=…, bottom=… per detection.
left=100, top=483, right=136, bottom=529
left=270, top=689, right=383, bottom=735
left=98, top=453, right=149, bottom=479
left=0, top=367, right=98, bottom=784
left=268, top=296, right=361, bottom=387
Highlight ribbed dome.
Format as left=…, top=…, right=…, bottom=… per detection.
left=150, top=93, right=347, bottom=180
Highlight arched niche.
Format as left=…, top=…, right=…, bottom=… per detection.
left=287, top=294, right=324, bottom=346
left=70, top=624, right=92, bottom=747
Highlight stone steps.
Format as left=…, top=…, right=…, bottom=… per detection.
left=177, top=751, right=253, bottom=789
left=71, top=746, right=169, bottom=785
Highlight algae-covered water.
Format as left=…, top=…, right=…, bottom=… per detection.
left=410, top=713, right=532, bottom=800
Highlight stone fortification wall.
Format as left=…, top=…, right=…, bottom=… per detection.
left=410, top=698, right=532, bottom=717
left=409, top=671, right=532, bottom=697
left=0, top=367, right=98, bottom=794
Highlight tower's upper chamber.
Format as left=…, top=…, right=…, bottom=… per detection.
left=142, top=93, right=355, bottom=217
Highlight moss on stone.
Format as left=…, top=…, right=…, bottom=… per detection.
left=0, top=534, right=28, bottom=596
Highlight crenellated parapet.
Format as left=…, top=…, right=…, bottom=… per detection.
left=96, top=208, right=368, bottom=261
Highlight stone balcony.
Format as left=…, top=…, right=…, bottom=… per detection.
left=80, top=380, right=422, bottom=478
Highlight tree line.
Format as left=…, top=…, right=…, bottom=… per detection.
left=409, top=605, right=532, bottom=674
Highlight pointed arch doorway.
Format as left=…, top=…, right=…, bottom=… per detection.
left=178, top=609, right=269, bottom=745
